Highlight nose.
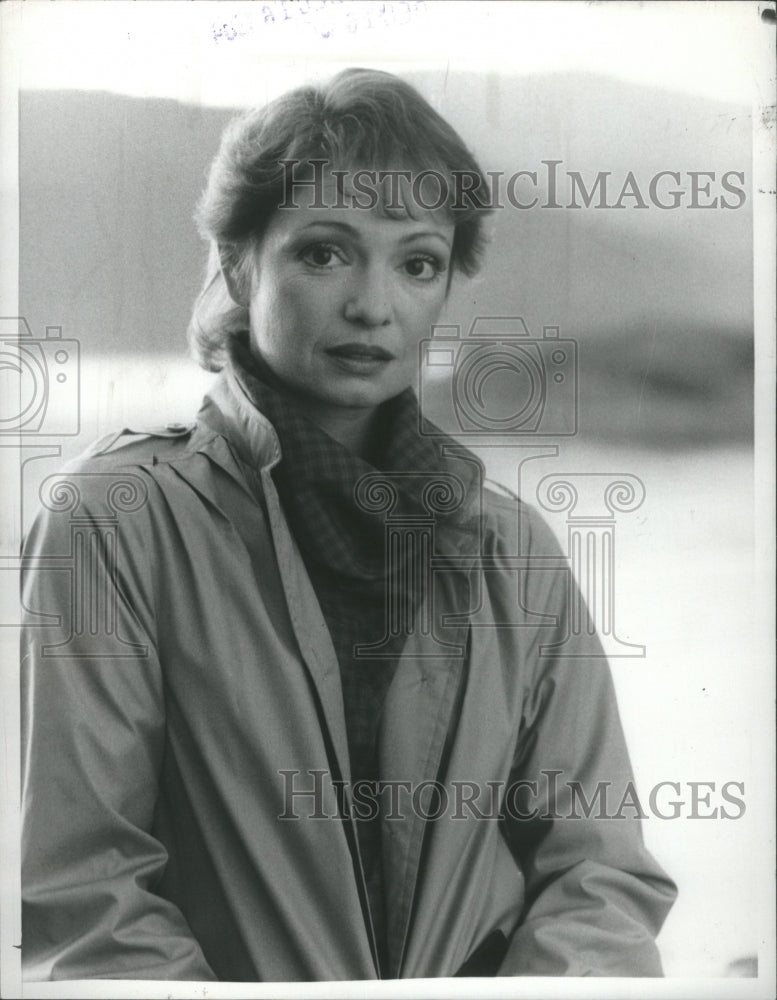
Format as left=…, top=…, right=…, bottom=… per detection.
left=343, top=265, right=392, bottom=328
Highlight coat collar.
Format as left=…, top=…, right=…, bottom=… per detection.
left=191, top=356, right=486, bottom=556
left=194, top=365, right=283, bottom=473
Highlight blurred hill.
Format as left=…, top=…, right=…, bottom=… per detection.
left=576, top=323, right=752, bottom=446
left=20, top=76, right=752, bottom=448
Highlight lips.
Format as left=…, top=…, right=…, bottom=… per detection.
left=326, top=343, right=395, bottom=361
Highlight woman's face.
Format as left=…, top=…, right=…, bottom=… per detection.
left=243, top=175, right=454, bottom=416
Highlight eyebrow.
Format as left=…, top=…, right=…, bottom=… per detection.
left=294, top=220, right=453, bottom=247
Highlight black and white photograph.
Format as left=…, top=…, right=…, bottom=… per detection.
left=1, top=2, right=774, bottom=997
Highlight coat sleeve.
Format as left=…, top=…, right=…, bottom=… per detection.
left=497, top=504, right=677, bottom=977
left=20, top=470, right=217, bottom=981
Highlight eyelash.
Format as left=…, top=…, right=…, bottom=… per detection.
left=299, top=242, right=345, bottom=269
left=298, top=243, right=447, bottom=282
left=405, top=253, right=446, bottom=282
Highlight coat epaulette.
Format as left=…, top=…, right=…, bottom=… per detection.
left=83, top=422, right=196, bottom=460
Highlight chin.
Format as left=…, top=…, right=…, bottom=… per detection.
left=325, top=388, right=391, bottom=410
left=324, top=378, right=407, bottom=410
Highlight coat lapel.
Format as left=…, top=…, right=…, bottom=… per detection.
left=378, top=552, right=475, bottom=976
left=259, top=466, right=354, bottom=785
left=193, top=373, right=354, bottom=785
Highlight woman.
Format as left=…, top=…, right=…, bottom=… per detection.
left=21, top=68, right=675, bottom=981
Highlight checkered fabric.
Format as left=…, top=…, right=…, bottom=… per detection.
left=228, top=333, right=479, bottom=972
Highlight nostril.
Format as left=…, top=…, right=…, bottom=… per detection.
left=343, top=296, right=391, bottom=327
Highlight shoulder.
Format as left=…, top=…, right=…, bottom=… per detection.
left=32, top=424, right=199, bottom=531
left=72, top=422, right=197, bottom=472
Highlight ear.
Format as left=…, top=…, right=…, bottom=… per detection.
left=218, top=243, right=251, bottom=307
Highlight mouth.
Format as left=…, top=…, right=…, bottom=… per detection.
left=325, top=343, right=395, bottom=362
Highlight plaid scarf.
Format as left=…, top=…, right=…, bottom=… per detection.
left=228, top=333, right=479, bottom=970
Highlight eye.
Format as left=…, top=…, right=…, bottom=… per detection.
left=299, top=242, right=346, bottom=269
left=404, top=254, right=446, bottom=282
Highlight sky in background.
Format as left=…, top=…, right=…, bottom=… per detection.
left=9, top=1, right=766, bottom=106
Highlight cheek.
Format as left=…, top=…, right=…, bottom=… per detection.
left=401, top=287, right=447, bottom=338
left=280, top=276, right=340, bottom=329
left=252, top=280, right=310, bottom=353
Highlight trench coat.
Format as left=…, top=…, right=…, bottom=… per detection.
left=20, top=364, right=676, bottom=981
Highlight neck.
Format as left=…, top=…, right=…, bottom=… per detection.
left=289, top=395, right=381, bottom=461
left=236, top=338, right=383, bottom=460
